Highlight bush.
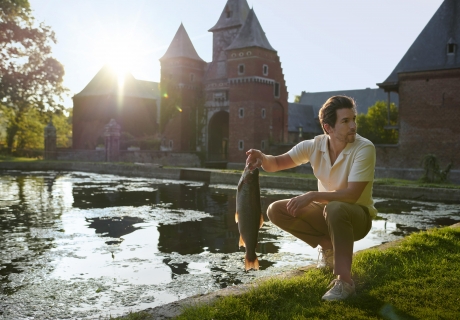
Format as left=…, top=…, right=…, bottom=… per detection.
left=420, top=154, right=452, bottom=183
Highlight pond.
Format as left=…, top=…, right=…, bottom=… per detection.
left=0, top=170, right=459, bottom=319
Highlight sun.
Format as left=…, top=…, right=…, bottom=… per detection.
left=91, top=31, right=147, bottom=77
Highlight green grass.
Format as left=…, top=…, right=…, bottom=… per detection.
left=221, top=168, right=460, bottom=189
left=0, top=155, right=40, bottom=162
left=374, top=177, right=460, bottom=189
left=174, top=226, right=460, bottom=320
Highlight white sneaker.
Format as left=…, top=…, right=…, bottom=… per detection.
left=322, top=279, right=356, bottom=301
left=317, top=247, right=333, bottom=271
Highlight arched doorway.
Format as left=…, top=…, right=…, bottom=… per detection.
left=207, top=111, right=229, bottom=165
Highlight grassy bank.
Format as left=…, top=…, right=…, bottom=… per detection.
left=178, top=226, right=460, bottom=319
left=118, top=225, right=460, bottom=319
left=1, top=158, right=459, bottom=189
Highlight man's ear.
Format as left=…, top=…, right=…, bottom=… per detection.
left=323, top=123, right=331, bottom=135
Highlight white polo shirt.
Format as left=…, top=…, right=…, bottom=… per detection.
left=288, top=134, right=377, bottom=218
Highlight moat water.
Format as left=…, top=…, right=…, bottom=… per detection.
left=0, top=170, right=459, bottom=319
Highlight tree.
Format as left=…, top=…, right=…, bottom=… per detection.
left=294, top=95, right=301, bottom=103
left=356, top=100, right=398, bottom=144
left=0, top=0, right=66, bottom=152
left=0, top=104, right=72, bottom=154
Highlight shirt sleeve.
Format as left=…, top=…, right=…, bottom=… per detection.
left=348, top=144, right=376, bottom=182
left=287, top=140, right=313, bottom=166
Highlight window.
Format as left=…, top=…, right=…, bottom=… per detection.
left=238, top=64, right=245, bottom=75
left=238, top=140, right=244, bottom=151
left=263, top=65, right=268, bottom=76
left=261, top=108, right=266, bottom=119
left=261, top=140, right=266, bottom=150
left=169, top=140, right=173, bottom=149
left=238, top=108, right=244, bottom=118
left=274, top=82, right=280, bottom=98
left=448, top=43, right=456, bottom=54
left=190, top=73, right=195, bottom=82
left=225, top=5, right=232, bottom=18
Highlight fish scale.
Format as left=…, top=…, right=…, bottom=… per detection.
left=235, top=166, right=264, bottom=271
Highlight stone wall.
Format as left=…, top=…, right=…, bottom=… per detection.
left=55, top=148, right=201, bottom=167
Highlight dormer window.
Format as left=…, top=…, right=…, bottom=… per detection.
left=226, top=6, right=232, bottom=18
left=447, top=38, right=457, bottom=55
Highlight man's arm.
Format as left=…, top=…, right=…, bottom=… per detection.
left=286, top=181, right=369, bottom=216
left=246, top=149, right=297, bottom=172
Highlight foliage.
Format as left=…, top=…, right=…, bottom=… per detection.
left=420, top=153, right=452, bottom=183
left=0, top=0, right=67, bottom=151
left=294, top=95, right=301, bottom=103
left=173, top=227, right=460, bottom=320
left=0, top=104, right=72, bottom=152
left=356, top=100, right=398, bottom=144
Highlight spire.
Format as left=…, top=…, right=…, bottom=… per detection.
left=160, top=23, right=204, bottom=61
left=209, top=0, right=250, bottom=32
left=226, top=9, right=276, bottom=52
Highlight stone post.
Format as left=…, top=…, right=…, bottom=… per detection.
left=44, top=120, right=57, bottom=160
left=104, top=119, right=121, bottom=162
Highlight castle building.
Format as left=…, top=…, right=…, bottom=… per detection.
left=72, top=65, right=160, bottom=150
left=377, top=0, right=460, bottom=170
left=160, top=0, right=288, bottom=165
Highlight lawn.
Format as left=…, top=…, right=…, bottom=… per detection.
left=174, top=226, right=460, bottom=320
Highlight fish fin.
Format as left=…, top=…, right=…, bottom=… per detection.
left=259, top=212, right=264, bottom=228
left=235, top=212, right=239, bottom=223
left=239, top=235, right=245, bottom=248
left=245, top=255, right=259, bottom=271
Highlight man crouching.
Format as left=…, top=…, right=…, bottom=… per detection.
left=246, top=95, right=376, bottom=301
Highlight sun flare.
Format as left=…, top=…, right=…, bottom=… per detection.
left=91, top=31, right=148, bottom=77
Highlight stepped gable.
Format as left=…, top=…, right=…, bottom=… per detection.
left=379, top=0, right=460, bottom=89
left=226, top=8, right=276, bottom=52
left=208, top=0, right=250, bottom=32
left=160, top=23, right=204, bottom=61
left=74, top=65, right=157, bottom=99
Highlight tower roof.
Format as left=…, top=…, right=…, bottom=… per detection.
left=160, top=23, right=204, bottom=61
left=378, top=0, right=460, bottom=88
left=209, top=0, right=250, bottom=32
left=226, top=9, right=276, bottom=52
left=74, top=65, right=159, bottom=99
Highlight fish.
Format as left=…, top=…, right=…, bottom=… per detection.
left=235, top=166, right=264, bottom=271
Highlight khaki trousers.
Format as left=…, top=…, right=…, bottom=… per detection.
left=267, top=200, right=372, bottom=276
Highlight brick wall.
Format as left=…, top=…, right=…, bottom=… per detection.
left=375, top=69, right=460, bottom=170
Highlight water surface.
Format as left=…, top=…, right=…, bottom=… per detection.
left=0, top=170, right=458, bottom=319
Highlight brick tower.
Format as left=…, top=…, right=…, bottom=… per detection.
left=205, top=0, right=288, bottom=165
left=159, top=24, right=207, bottom=152
left=161, top=0, right=288, bottom=165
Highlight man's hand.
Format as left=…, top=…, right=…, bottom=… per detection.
left=286, top=192, right=316, bottom=216
left=246, top=149, right=263, bottom=171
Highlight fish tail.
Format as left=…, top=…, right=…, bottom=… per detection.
left=245, top=254, right=259, bottom=271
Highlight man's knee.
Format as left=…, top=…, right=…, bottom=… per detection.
left=324, top=201, right=349, bottom=224
left=267, top=200, right=286, bottom=223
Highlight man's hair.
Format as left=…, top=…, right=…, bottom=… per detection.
left=319, top=95, right=357, bottom=135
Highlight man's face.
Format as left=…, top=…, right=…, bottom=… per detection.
left=328, top=108, right=357, bottom=143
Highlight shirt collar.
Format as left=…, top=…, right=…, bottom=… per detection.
left=320, top=134, right=357, bottom=155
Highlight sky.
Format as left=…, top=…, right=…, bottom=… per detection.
left=29, top=0, right=445, bottom=108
